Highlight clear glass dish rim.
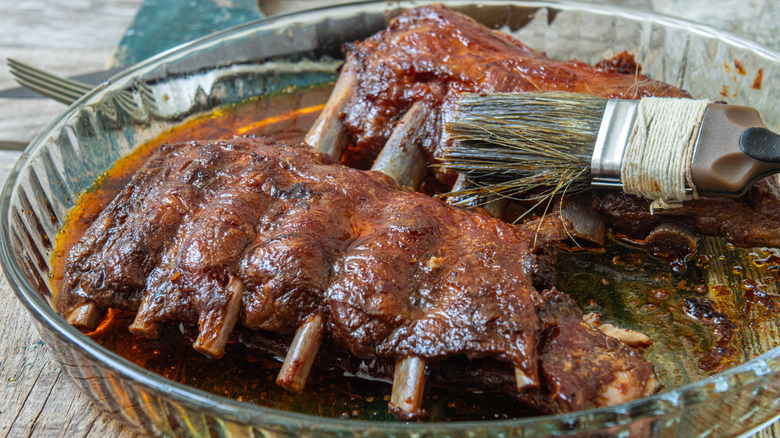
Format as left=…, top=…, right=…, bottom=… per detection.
left=2, top=0, right=780, bottom=433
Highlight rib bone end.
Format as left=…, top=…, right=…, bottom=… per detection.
left=129, top=317, right=164, bottom=339
left=65, top=303, right=105, bottom=330
left=388, top=356, right=428, bottom=421
left=370, top=101, right=430, bottom=189
left=193, top=277, right=244, bottom=359
left=304, top=57, right=358, bottom=159
left=514, top=366, right=539, bottom=392
left=276, top=313, right=324, bottom=392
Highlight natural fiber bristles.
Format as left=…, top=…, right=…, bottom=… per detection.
left=440, top=92, right=607, bottom=209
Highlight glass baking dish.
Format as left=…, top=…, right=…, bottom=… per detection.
left=3, top=1, right=780, bottom=436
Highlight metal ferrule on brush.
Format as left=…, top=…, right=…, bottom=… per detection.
left=590, top=99, right=640, bottom=189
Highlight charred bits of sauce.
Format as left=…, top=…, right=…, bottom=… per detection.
left=682, top=297, right=736, bottom=371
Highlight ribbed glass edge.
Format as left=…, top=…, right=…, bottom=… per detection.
left=1, top=0, right=780, bottom=435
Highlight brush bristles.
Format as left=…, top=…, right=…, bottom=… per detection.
left=440, top=92, right=607, bottom=210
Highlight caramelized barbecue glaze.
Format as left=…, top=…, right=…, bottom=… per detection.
left=333, top=4, right=780, bottom=249
left=60, top=137, right=560, bottom=361
left=57, top=135, right=659, bottom=419
left=337, top=5, right=689, bottom=174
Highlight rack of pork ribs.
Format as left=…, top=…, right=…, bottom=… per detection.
left=58, top=4, right=780, bottom=421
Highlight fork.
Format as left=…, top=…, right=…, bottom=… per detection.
left=7, top=58, right=92, bottom=104
left=7, top=58, right=147, bottom=119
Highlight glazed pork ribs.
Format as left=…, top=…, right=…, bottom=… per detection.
left=59, top=137, right=658, bottom=420
left=308, top=3, right=780, bottom=250
left=306, top=3, right=689, bottom=183
left=596, top=179, right=780, bottom=249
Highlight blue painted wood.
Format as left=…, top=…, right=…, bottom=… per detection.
left=110, top=0, right=264, bottom=67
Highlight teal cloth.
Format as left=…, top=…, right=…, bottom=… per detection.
left=111, top=0, right=264, bottom=67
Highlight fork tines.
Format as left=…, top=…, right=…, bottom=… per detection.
left=7, top=58, right=92, bottom=104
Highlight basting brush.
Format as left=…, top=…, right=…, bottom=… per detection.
left=440, top=92, right=780, bottom=212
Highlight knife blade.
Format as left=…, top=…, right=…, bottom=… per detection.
left=0, top=66, right=126, bottom=99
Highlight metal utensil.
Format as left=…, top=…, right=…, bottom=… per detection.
left=2, top=58, right=120, bottom=104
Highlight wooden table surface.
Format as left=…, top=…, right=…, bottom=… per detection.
left=1, top=1, right=779, bottom=436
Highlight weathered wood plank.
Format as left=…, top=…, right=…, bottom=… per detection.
left=0, top=2, right=145, bottom=436
left=0, top=0, right=146, bottom=146
left=0, top=277, right=58, bottom=436
left=0, top=269, right=136, bottom=437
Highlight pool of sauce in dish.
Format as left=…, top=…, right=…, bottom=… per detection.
left=49, top=84, right=780, bottom=421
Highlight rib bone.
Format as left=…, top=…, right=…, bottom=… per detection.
left=514, top=367, right=538, bottom=392
left=644, top=221, right=698, bottom=260
left=389, top=356, right=428, bottom=421
left=192, top=276, right=244, bottom=358
left=556, top=193, right=607, bottom=246
left=483, top=196, right=509, bottom=219
left=304, top=57, right=359, bottom=159
left=446, top=174, right=508, bottom=218
left=370, top=101, right=430, bottom=189
left=276, top=313, right=324, bottom=392
left=129, top=300, right=164, bottom=339
left=451, top=173, right=470, bottom=192
left=65, top=302, right=105, bottom=330
left=583, top=313, right=652, bottom=349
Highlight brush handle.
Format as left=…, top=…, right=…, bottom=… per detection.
left=691, top=104, right=780, bottom=197
left=741, top=127, right=780, bottom=162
